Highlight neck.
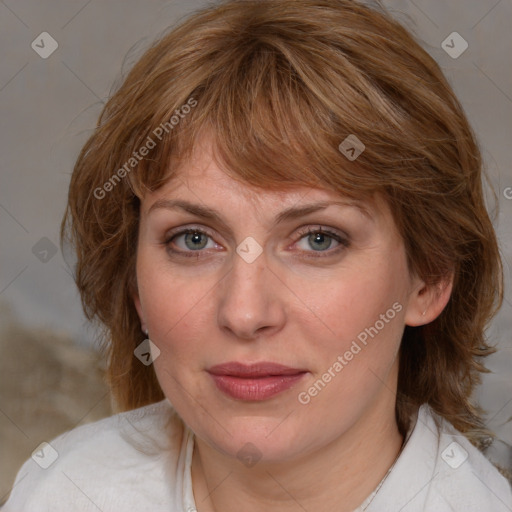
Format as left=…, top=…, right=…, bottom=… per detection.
left=191, top=387, right=404, bottom=512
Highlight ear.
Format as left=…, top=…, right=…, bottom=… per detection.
left=404, top=272, right=454, bottom=327
left=131, top=284, right=147, bottom=334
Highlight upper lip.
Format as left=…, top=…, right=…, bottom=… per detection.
left=208, top=362, right=307, bottom=378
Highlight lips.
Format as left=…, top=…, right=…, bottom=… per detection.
left=207, top=362, right=308, bottom=401
left=208, top=361, right=306, bottom=377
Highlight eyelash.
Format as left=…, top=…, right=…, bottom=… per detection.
left=162, top=225, right=350, bottom=259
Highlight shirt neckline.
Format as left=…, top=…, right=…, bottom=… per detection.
left=182, top=422, right=198, bottom=512
left=353, top=405, right=422, bottom=511
left=180, top=405, right=426, bottom=512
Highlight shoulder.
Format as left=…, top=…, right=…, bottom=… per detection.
left=428, top=406, right=512, bottom=511
left=369, top=404, right=512, bottom=512
left=2, top=400, right=189, bottom=512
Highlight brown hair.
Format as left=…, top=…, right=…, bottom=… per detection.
left=62, top=0, right=503, bottom=447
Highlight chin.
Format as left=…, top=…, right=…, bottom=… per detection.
left=198, top=415, right=316, bottom=465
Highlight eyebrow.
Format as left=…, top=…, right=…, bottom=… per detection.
left=147, top=198, right=373, bottom=227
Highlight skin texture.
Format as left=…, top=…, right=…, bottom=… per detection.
left=133, top=135, right=452, bottom=512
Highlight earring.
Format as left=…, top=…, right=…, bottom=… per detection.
left=422, top=310, right=426, bottom=316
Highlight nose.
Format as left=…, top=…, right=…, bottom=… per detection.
left=216, top=247, right=286, bottom=341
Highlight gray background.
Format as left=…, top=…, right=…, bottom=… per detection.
left=1, top=0, right=511, bottom=494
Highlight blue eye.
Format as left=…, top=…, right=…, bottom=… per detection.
left=166, top=229, right=215, bottom=254
left=295, top=227, right=349, bottom=255
left=163, top=225, right=349, bottom=258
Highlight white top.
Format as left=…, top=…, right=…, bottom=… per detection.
left=2, top=400, right=511, bottom=511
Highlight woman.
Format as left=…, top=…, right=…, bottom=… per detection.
left=3, top=0, right=511, bottom=510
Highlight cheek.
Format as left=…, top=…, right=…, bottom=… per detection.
left=293, top=270, right=406, bottom=417
left=137, top=250, right=187, bottom=324
left=292, top=252, right=409, bottom=403
left=136, top=255, right=216, bottom=363
left=303, top=255, right=407, bottom=347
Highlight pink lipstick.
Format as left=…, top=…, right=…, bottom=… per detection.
left=207, top=362, right=307, bottom=401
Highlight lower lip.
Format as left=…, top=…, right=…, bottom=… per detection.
left=209, top=373, right=307, bottom=401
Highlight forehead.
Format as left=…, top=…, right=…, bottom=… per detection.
left=144, top=132, right=381, bottom=218
left=166, top=159, right=320, bottom=209
left=145, top=153, right=382, bottom=228
left=141, top=168, right=394, bottom=242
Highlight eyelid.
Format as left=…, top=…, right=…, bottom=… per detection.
left=163, top=223, right=349, bottom=257
left=162, top=226, right=222, bottom=259
left=163, top=225, right=223, bottom=251
left=163, top=224, right=218, bottom=242
left=290, top=225, right=350, bottom=256
left=293, top=225, right=349, bottom=242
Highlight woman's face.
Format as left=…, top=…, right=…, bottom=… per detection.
left=134, top=137, right=425, bottom=463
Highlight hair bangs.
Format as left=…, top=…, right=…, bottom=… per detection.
left=127, top=35, right=389, bottom=202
